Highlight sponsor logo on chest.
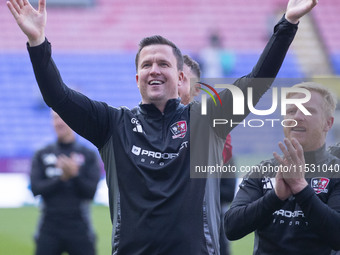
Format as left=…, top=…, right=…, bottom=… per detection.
left=170, top=121, right=187, bottom=139
left=311, top=177, right=330, bottom=194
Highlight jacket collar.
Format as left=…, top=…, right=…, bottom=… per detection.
left=304, top=144, right=328, bottom=164
left=138, top=98, right=182, bottom=119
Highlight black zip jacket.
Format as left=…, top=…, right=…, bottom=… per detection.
left=27, top=16, right=297, bottom=255
left=225, top=145, right=340, bottom=255
left=30, top=141, right=101, bottom=238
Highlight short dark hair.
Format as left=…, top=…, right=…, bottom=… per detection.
left=135, top=35, right=183, bottom=72
left=183, top=55, right=201, bottom=79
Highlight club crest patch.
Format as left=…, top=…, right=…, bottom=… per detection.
left=311, top=177, right=330, bottom=194
left=170, top=121, right=187, bottom=139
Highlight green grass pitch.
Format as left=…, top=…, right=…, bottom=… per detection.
left=0, top=206, right=253, bottom=255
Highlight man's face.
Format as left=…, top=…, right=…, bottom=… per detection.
left=136, top=44, right=183, bottom=109
left=283, top=91, right=333, bottom=152
left=52, top=111, right=74, bottom=142
left=179, top=64, right=200, bottom=105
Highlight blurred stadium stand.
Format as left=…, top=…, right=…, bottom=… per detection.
left=29, top=0, right=94, bottom=7
left=0, top=0, right=340, bottom=175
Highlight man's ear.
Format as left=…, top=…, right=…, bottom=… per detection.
left=324, top=116, right=334, bottom=132
left=193, top=81, right=201, bottom=96
left=178, top=71, right=184, bottom=87
left=136, top=74, right=139, bottom=88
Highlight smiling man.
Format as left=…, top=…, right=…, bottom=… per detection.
left=7, top=0, right=318, bottom=254
left=225, top=82, right=340, bottom=255
left=284, top=87, right=334, bottom=152
left=136, top=43, right=184, bottom=112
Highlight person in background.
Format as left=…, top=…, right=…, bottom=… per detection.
left=225, top=82, right=340, bottom=255
left=179, top=54, right=236, bottom=255
left=30, top=111, right=101, bottom=255
left=199, top=32, right=235, bottom=78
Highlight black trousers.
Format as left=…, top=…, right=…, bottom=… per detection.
left=35, top=220, right=96, bottom=255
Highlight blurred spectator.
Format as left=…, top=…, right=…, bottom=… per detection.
left=30, top=110, right=101, bottom=255
left=199, top=32, right=235, bottom=77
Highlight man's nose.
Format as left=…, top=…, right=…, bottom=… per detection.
left=293, top=109, right=306, bottom=121
left=150, top=63, right=161, bottom=75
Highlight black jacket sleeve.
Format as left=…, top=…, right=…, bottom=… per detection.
left=27, top=41, right=113, bottom=149
left=206, top=15, right=298, bottom=138
left=73, top=149, right=101, bottom=199
left=224, top=176, right=284, bottom=240
left=243, top=15, right=298, bottom=79
left=295, top=184, right=340, bottom=250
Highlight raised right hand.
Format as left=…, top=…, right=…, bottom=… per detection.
left=285, top=0, right=318, bottom=24
left=7, top=0, right=46, bottom=46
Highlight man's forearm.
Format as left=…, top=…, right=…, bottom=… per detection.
left=225, top=189, right=284, bottom=240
